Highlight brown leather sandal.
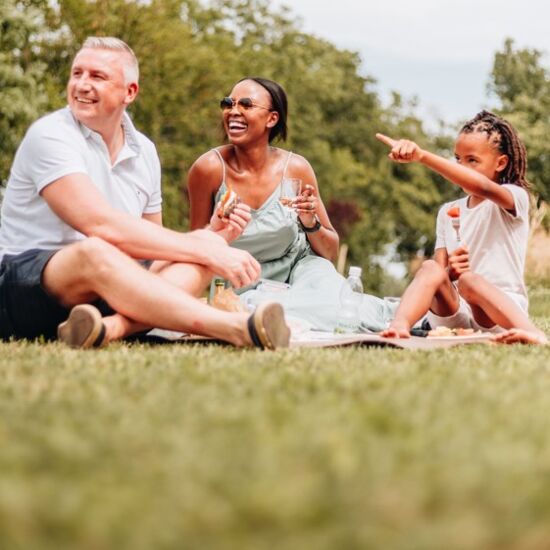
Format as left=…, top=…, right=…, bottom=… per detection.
left=57, top=304, right=106, bottom=349
left=247, top=302, right=290, bottom=350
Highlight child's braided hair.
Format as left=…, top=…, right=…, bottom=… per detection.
left=460, top=110, right=529, bottom=189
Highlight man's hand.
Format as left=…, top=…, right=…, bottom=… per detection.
left=191, top=229, right=260, bottom=288
left=376, top=133, right=423, bottom=163
left=448, top=244, right=470, bottom=280
left=209, top=202, right=252, bottom=243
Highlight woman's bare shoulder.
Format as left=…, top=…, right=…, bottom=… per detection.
left=282, top=150, right=316, bottom=179
left=190, top=149, right=223, bottom=173
left=188, top=149, right=225, bottom=191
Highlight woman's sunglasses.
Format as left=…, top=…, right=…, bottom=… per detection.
left=220, top=97, right=272, bottom=111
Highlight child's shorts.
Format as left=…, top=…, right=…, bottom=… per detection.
left=426, top=293, right=528, bottom=334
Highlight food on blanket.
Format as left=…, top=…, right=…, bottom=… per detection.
left=428, top=326, right=475, bottom=337
left=447, top=205, right=461, bottom=242
left=211, top=285, right=246, bottom=313
left=217, top=188, right=240, bottom=218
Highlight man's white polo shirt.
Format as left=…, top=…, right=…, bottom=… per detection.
left=0, top=107, right=162, bottom=261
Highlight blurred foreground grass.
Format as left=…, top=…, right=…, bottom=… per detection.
left=1, top=284, right=550, bottom=550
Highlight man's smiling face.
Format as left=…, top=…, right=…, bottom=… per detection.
left=67, top=48, right=136, bottom=131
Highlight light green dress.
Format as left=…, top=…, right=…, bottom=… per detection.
left=212, top=149, right=392, bottom=331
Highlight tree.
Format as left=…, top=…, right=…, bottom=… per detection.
left=3, top=0, right=447, bottom=291
left=0, top=0, right=48, bottom=186
left=488, top=38, right=550, bottom=227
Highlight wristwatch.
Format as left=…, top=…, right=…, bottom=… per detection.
left=299, top=215, right=322, bottom=233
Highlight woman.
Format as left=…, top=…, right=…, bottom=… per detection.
left=188, top=77, right=390, bottom=331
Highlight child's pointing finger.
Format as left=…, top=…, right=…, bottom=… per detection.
left=375, top=133, right=397, bottom=148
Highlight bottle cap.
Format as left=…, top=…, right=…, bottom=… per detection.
left=349, top=266, right=362, bottom=277
left=214, top=278, right=225, bottom=287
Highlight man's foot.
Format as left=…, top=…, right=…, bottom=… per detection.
left=57, top=304, right=107, bottom=349
left=247, top=302, right=290, bottom=350
left=492, top=328, right=548, bottom=345
left=381, top=319, right=411, bottom=338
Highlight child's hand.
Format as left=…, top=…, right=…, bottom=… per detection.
left=376, top=133, right=423, bottom=163
left=492, top=328, right=548, bottom=345
left=448, top=244, right=469, bottom=280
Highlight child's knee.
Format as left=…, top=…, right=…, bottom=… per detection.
left=457, top=271, right=482, bottom=300
left=417, top=259, right=446, bottom=284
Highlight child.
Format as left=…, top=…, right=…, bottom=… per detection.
left=376, top=110, right=547, bottom=345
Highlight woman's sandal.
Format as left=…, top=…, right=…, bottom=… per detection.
left=57, top=304, right=106, bottom=349
left=247, top=302, right=290, bottom=350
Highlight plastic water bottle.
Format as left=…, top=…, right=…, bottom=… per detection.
left=335, top=266, right=363, bottom=333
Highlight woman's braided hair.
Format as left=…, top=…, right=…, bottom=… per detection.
left=460, top=110, right=529, bottom=189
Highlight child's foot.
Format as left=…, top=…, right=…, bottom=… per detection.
left=492, top=328, right=548, bottom=345
left=381, top=319, right=411, bottom=338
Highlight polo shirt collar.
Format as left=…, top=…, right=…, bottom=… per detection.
left=70, top=107, right=141, bottom=155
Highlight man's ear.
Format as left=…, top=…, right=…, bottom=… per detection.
left=124, top=82, right=139, bottom=105
left=266, top=111, right=279, bottom=129
left=496, top=153, right=509, bottom=174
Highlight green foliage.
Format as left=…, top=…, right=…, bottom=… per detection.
left=0, top=0, right=461, bottom=290
left=0, top=0, right=48, bottom=186
left=489, top=38, right=550, bottom=210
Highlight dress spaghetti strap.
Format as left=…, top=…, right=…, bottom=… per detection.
left=214, top=147, right=292, bottom=188
left=212, top=148, right=226, bottom=185
left=281, top=150, right=293, bottom=182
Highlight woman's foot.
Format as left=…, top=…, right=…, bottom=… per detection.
left=492, top=328, right=548, bottom=345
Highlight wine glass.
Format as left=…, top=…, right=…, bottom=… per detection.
left=279, top=178, right=302, bottom=217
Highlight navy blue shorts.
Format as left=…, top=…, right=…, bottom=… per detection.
left=0, top=248, right=145, bottom=341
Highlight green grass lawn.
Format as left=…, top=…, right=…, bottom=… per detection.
left=1, top=286, right=550, bottom=550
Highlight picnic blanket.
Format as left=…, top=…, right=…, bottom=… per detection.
left=146, top=328, right=493, bottom=349
left=289, top=330, right=492, bottom=349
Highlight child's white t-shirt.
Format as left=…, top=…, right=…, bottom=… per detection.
left=434, top=184, right=529, bottom=311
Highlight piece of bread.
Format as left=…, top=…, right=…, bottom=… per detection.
left=217, top=189, right=240, bottom=218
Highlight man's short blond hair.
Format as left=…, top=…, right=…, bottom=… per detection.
left=80, top=36, right=139, bottom=84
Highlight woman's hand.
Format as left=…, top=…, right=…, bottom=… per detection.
left=447, top=244, right=470, bottom=280
left=376, top=133, right=424, bottom=163
left=294, top=184, right=319, bottom=228
left=209, top=202, right=252, bottom=243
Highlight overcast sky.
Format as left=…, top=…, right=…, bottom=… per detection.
left=272, top=0, right=550, bottom=126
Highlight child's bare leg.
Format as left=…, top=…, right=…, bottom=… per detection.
left=457, top=272, right=547, bottom=343
left=382, top=260, right=459, bottom=338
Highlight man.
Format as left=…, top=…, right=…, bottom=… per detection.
left=0, top=37, right=290, bottom=349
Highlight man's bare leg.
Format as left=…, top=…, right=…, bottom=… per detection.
left=43, top=238, right=279, bottom=347
left=457, top=272, right=547, bottom=343
left=382, top=260, right=460, bottom=338
left=100, top=260, right=215, bottom=341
